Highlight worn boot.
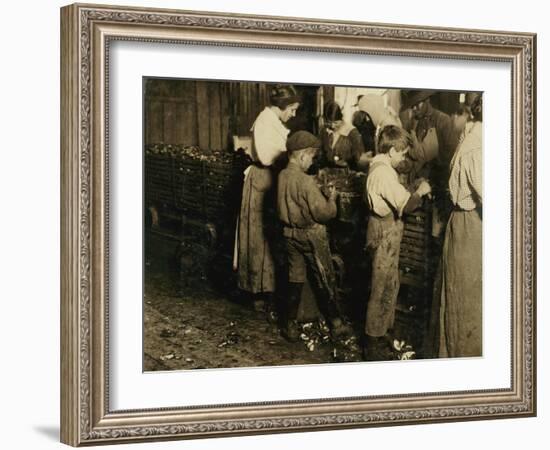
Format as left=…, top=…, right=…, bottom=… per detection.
left=251, top=292, right=266, bottom=313
left=383, top=328, right=396, bottom=347
left=253, top=299, right=265, bottom=312
left=362, top=335, right=393, bottom=361
left=282, top=282, right=303, bottom=343
left=330, top=317, right=354, bottom=340
left=264, top=293, right=279, bottom=325
left=282, top=319, right=301, bottom=343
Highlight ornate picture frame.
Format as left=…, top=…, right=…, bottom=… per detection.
left=60, top=3, right=536, bottom=446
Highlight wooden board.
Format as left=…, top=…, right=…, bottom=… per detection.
left=220, top=83, right=230, bottom=149
left=208, top=82, right=222, bottom=150
left=148, top=100, right=164, bottom=144
left=195, top=81, right=210, bottom=150
left=163, top=101, right=177, bottom=144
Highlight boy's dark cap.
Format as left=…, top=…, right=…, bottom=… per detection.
left=286, top=130, right=321, bottom=152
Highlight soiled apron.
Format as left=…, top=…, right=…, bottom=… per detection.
left=364, top=161, right=404, bottom=337
left=233, top=165, right=276, bottom=294
left=438, top=208, right=482, bottom=357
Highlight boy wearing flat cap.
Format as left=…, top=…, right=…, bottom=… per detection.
left=277, top=131, right=352, bottom=342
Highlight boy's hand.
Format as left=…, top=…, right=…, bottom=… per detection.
left=416, top=180, right=431, bottom=197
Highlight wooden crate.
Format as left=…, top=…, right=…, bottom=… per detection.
left=144, top=153, right=175, bottom=209
left=399, top=208, right=434, bottom=288
left=174, top=157, right=205, bottom=216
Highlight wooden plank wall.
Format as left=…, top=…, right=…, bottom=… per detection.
left=432, top=92, right=461, bottom=116
left=144, top=79, right=270, bottom=151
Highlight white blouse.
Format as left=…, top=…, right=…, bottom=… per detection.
left=448, top=121, right=482, bottom=211
left=251, top=107, right=290, bottom=166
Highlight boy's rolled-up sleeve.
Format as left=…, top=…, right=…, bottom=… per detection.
left=379, top=177, right=411, bottom=217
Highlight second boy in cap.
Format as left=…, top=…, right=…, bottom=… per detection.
left=277, top=131, right=352, bottom=342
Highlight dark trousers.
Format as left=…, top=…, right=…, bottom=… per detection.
left=284, top=225, right=340, bottom=322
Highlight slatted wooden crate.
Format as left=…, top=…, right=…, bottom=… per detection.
left=203, top=157, right=249, bottom=221
left=204, top=186, right=234, bottom=221
left=145, top=145, right=249, bottom=224
left=399, top=208, right=433, bottom=288
left=144, top=153, right=175, bottom=209
left=204, top=183, right=229, bottom=215
left=174, top=157, right=205, bottom=216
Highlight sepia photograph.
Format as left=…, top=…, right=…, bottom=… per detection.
left=143, top=78, right=483, bottom=371
left=58, top=2, right=537, bottom=445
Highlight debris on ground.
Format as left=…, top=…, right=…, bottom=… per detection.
left=143, top=266, right=426, bottom=370
left=299, top=320, right=331, bottom=352
left=160, top=328, right=176, bottom=338
left=296, top=319, right=362, bottom=362
left=217, top=331, right=242, bottom=348
left=392, top=339, right=416, bottom=360
left=331, top=334, right=362, bottom=363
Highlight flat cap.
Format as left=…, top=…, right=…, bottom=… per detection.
left=286, top=130, right=321, bottom=152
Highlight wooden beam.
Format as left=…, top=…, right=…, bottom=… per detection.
left=196, top=81, right=210, bottom=150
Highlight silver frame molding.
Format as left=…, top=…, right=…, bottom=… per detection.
left=60, top=3, right=536, bottom=446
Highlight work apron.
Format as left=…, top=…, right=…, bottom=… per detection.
left=365, top=161, right=405, bottom=337
left=233, top=164, right=276, bottom=294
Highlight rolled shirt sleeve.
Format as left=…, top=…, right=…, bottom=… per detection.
left=380, top=178, right=411, bottom=217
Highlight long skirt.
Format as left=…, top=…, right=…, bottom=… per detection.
left=438, top=209, right=482, bottom=357
left=235, top=166, right=276, bottom=294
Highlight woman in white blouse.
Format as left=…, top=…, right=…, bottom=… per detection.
left=438, top=94, right=483, bottom=358
left=234, top=85, right=300, bottom=312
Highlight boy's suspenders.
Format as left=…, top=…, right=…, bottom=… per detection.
left=364, top=161, right=386, bottom=206
left=365, top=161, right=398, bottom=249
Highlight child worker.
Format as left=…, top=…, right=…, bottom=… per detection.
left=363, top=125, right=432, bottom=360
left=277, top=130, right=353, bottom=342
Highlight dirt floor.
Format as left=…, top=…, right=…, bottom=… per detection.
left=144, top=272, right=353, bottom=371
left=143, top=230, right=431, bottom=371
